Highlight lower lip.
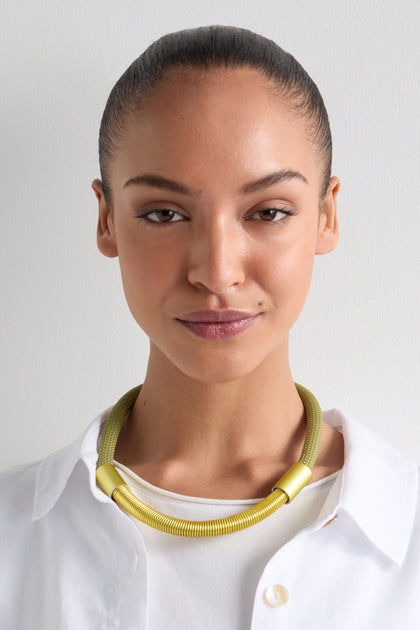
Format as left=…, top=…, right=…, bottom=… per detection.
left=177, top=316, right=257, bottom=340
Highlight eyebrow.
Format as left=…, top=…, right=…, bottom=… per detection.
left=123, top=169, right=308, bottom=196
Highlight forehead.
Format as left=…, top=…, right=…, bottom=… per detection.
left=111, top=66, right=320, bottom=196
left=137, top=65, right=294, bottom=123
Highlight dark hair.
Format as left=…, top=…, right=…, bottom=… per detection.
left=99, top=25, right=332, bottom=208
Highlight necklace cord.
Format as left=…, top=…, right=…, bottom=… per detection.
left=96, top=382, right=323, bottom=537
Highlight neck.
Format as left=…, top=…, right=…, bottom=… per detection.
left=114, top=341, right=344, bottom=499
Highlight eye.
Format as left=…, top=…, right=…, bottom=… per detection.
left=137, top=209, right=185, bottom=223
left=248, top=208, right=294, bottom=222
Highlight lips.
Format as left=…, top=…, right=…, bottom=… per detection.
left=178, top=309, right=256, bottom=323
left=175, top=310, right=258, bottom=339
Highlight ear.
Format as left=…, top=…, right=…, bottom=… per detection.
left=92, top=179, right=118, bottom=258
left=315, top=176, right=340, bottom=255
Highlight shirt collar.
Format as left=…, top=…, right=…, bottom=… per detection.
left=31, top=406, right=113, bottom=521
left=319, top=408, right=418, bottom=567
left=32, top=403, right=418, bottom=567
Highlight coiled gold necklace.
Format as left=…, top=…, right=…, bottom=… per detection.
left=96, top=382, right=323, bottom=537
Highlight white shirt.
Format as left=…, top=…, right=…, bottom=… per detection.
left=0, top=405, right=419, bottom=629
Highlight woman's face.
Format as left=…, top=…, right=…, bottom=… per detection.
left=94, top=67, right=339, bottom=383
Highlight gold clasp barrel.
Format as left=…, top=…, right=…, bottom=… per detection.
left=96, top=464, right=127, bottom=498
left=272, top=462, right=312, bottom=502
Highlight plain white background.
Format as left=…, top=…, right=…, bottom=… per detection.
left=0, top=0, right=419, bottom=468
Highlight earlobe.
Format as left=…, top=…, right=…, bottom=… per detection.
left=315, top=176, right=340, bottom=255
left=92, top=179, right=118, bottom=258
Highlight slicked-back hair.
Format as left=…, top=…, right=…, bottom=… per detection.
left=98, top=25, right=332, bottom=209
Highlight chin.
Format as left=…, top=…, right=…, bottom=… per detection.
left=147, top=327, right=287, bottom=384
left=168, top=347, right=267, bottom=385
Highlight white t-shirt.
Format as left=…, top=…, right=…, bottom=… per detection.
left=115, top=460, right=339, bottom=630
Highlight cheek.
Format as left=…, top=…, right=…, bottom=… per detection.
left=258, top=230, right=315, bottom=309
left=116, top=230, right=179, bottom=316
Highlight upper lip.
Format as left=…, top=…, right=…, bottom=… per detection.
left=176, top=310, right=257, bottom=323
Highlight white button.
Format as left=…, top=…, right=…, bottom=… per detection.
left=263, top=584, right=289, bottom=607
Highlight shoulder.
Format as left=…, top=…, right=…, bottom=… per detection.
left=0, top=433, right=102, bottom=587
left=0, top=460, right=40, bottom=524
left=0, top=460, right=43, bottom=613
left=324, top=408, right=420, bottom=568
left=0, top=411, right=106, bottom=550
left=406, top=462, right=420, bottom=552
left=0, top=407, right=143, bottom=626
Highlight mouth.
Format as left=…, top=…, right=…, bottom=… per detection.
left=175, top=310, right=259, bottom=340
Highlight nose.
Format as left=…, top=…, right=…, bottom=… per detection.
left=187, top=216, right=246, bottom=294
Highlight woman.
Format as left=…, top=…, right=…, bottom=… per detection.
left=1, top=25, right=419, bottom=629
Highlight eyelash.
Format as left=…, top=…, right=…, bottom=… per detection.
left=135, top=207, right=295, bottom=225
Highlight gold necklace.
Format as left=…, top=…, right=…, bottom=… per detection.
left=96, top=382, right=323, bottom=537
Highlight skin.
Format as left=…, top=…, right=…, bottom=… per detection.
left=92, top=67, right=344, bottom=500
